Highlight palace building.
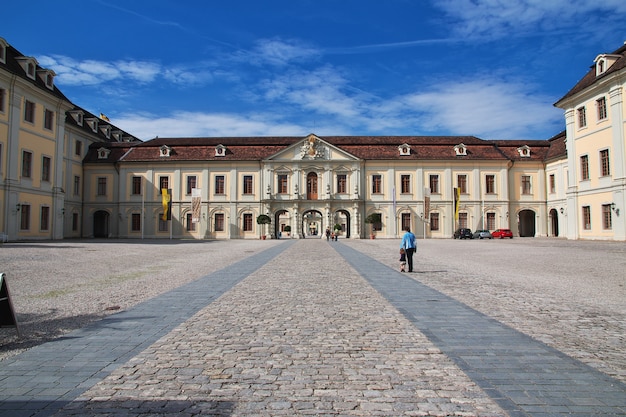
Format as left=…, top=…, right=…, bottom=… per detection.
left=1, top=37, right=625, bottom=241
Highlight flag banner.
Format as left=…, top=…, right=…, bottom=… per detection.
left=161, top=189, right=171, bottom=221
left=454, top=187, right=460, bottom=221
left=191, top=188, right=201, bottom=223
left=424, top=196, right=430, bottom=219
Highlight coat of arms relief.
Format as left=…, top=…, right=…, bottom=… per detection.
left=300, top=136, right=326, bottom=159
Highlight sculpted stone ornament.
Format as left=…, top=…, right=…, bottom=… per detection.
left=300, top=136, right=326, bottom=159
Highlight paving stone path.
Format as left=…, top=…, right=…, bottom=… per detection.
left=0, top=239, right=624, bottom=416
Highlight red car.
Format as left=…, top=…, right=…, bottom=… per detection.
left=492, top=228, right=513, bottom=239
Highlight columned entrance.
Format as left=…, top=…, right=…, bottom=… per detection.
left=301, top=210, right=323, bottom=237
left=333, top=209, right=351, bottom=238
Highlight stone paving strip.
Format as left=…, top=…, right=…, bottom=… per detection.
left=53, top=239, right=504, bottom=417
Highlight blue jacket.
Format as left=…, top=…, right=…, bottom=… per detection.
left=400, top=231, right=416, bottom=250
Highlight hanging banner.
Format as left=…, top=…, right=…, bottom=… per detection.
left=191, top=188, right=201, bottom=223
left=0, top=273, right=20, bottom=336
left=161, top=189, right=172, bottom=221
left=454, top=187, right=460, bottom=221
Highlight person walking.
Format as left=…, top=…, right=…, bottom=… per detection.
left=400, top=226, right=417, bottom=272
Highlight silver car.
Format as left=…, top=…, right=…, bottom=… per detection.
left=472, top=230, right=493, bottom=239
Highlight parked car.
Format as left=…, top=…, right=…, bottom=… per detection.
left=472, top=229, right=493, bottom=239
left=492, top=228, right=513, bottom=239
left=454, top=228, right=473, bottom=239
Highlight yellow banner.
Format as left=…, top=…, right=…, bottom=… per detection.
left=454, top=187, right=460, bottom=221
left=161, top=189, right=170, bottom=221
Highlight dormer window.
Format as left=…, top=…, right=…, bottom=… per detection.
left=398, top=144, right=411, bottom=156
left=160, top=145, right=171, bottom=157
left=595, top=54, right=621, bottom=76
left=16, top=57, right=38, bottom=80
left=111, top=130, right=123, bottom=142
left=215, top=144, right=226, bottom=157
left=97, top=147, right=111, bottom=160
left=0, top=38, right=7, bottom=64
left=69, top=110, right=84, bottom=126
left=517, top=145, right=531, bottom=158
left=99, top=125, right=111, bottom=139
left=454, top=143, right=467, bottom=156
left=85, top=117, right=99, bottom=133
left=37, top=69, right=55, bottom=90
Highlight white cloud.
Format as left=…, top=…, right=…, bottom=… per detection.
left=236, top=38, right=321, bottom=67
left=398, top=78, right=562, bottom=138
left=436, top=0, right=626, bottom=38
left=113, top=111, right=307, bottom=140
left=38, top=55, right=160, bottom=86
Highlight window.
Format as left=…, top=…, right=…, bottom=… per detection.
left=40, top=206, right=50, bottom=231
left=401, top=175, right=411, bottom=194
left=24, top=100, right=35, bottom=123
left=430, top=212, right=439, bottom=231
left=243, top=175, right=253, bottom=194
left=42, top=156, right=51, bottom=182
left=549, top=174, right=556, bottom=194
left=75, top=140, right=82, bottom=157
left=27, top=62, right=35, bottom=78
left=401, top=213, right=411, bottom=231
left=132, top=176, right=142, bottom=195
left=337, top=174, right=347, bottom=193
left=131, top=213, right=141, bottom=231
left=485, top=175, right=495, bottom=194
left=602, top=204, right=612, bottom=230
left=0, top=89, right=5, bottom=113
left=97, top=177, right=107, bottom=196
left=577, top=106, right=587, bottom=128
left=22, top=151, right=32, bottom=178
left=186, top=175, right=197, bottom=195
left=486, top=212, right=495, bottom=230
left=600, top=149, right=610, bottom=177
left=74, top=175, right=80, bottom=196
left=44, top=109, right=54, bottom=130
left=20, top=204, right=30, bottom=230
left=159, top=216, right=169, bottom=232
left=215, top=213, right=225, bottom=231
left=459, top=212, right=468, bottom=229
left=72, top=213, right=79, bottom=232
left=243, top=213, right=253, bottom=231
left=429, top=175, right=439, bottom=194
left=372, top=174, right=382, bottom=194
left=582, top=206, right=591, bottom=230
left=186, top=213, right=196, bottom=231
left=457, top=174, right=467, bottom=194
left=159, top=176, right=169, bottom=193
left=580, top=155, right=589, bottom=180
left=215, top=175, right=225, bottom=195
left=278, top=174, right=288, bottom=194
left=597, top=97, right=607, bottom=121
left=521, top=175, right=531, bottom=194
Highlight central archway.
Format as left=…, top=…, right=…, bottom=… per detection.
left=333, top=209, right=351, bottom=238
left=301, top=209, right=323, bottom=237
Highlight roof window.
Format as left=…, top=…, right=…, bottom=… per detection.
left=215, top=144, right=226, bottom=157
left=16, top=57, right=38, bottom=80
left=454, top=143, right=467, bottom=156
left=160, top=145, right=172, bottom=157
left=85, top=117, right=99, bottom=133
left=0, top=38, right=7, bottom=64
left=69, top=110, right=84, bottom=126
left=594, top=54, right=620, bottom=76
left=398, top=143, right=411, bottom=156
left=97, top=147, right=111, bottom=160
left=37, top=69, right=55, bottom=90
left=517, top=145, right=531, bottom=158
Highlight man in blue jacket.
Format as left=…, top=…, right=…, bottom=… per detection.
left=400, top=227, right=417, bottom=272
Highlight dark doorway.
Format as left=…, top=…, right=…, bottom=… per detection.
left=518, top=209, right=536, bottom=237
left=93, top=210, right=110, bottom=238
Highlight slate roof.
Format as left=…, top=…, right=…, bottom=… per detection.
left=555, top=43, right=626, bottom=106
left=85, top=135, right=561, bottom=165
left=1, top=39, right=71, bottom=103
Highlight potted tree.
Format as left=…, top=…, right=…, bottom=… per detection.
left=283, top=225, right=291, bottom=237
left=256, top=214, right=271, bottom=239
left=333, top=223, right=342, bottom=240
left=365, top=213, right=381, bottom=239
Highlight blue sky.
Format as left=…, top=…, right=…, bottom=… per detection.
left=4, top=0, right=626, bottom=140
